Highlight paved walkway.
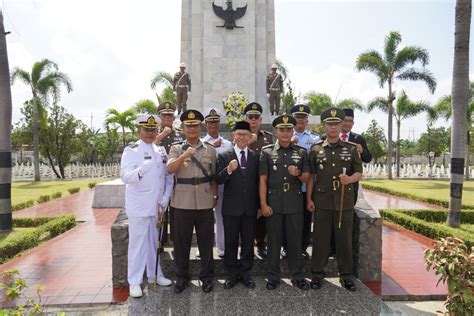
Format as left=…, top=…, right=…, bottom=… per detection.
left=1, top=187, right=447, bottom=308
left=362, top=189, right=447, bottom=300
left=0, top=190, right=127, bottom=307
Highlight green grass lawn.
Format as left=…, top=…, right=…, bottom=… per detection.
left=362, top=179, right=474, bottom=208
left=0, top=227, right=36, bottom=244
left=12, top=179, right=104, bottom=205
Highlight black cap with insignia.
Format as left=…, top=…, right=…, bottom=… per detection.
left=272, top=114, right=297, bottom=128
left=157, top=102, right=176, bottom=115
left=321, top=107, right=345, bottom=123
left=290, top=104, right=311, bottom=116
left=343, top=108, right=354, bottom=118
left=180, top=109, right=204, bottom=126
left=244, top=102, right=263, bottom=115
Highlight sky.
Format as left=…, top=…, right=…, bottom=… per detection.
left=4, top=0, right=473, bottom=140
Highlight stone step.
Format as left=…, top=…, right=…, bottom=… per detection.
left=158, top=246, right=339, bottom=278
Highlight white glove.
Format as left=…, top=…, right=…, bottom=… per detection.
left=266, top=93, right=270, bottom=98
left=187, top=91, right=191, bottom=97
left=280, top=93, right=283, bottom=98
left=138, top=160, right=153, bottom=177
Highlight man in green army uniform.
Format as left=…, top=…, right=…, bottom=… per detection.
left=266, top=64, right=284, bottom=115
left=259, top=114, right=310, bottom=291
left=306, top=108, right=363, bottom=292
left=172, top=63, right=191, bottom=114
left=245, top=102, right=273, bottom=258
left=154, top=101, right=185, bottom=245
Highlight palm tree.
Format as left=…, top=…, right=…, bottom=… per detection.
left=447, top=0, right=471, bottom=228
left=367, top=91, right=430, bottom=177
left=134, top=99, right=157, bottom=114
left=11, top=59, right=73, bottom=181
left=104, top=108, right=137, bottom=147
left=356, top=31, right=437, bottom=179
left=0, top=11, right=12, bottom=230
left=150, top=71, right=173, bottom=90
left=432, top=82, right=474, bottom=180
left=304, top=91, right=364, bottom=115
left=275, top=58, right=288, bottom=81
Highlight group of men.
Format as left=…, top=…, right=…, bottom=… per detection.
left=171, top=63, right=286, bottom=116
left=120, top=99, right=371, bottom=298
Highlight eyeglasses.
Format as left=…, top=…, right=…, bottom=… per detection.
left=247, top=115, right=260, bottom=120
left=234, top=132, right=250, bottom=138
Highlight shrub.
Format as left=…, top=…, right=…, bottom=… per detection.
left=387, top=209, right=474, bottom=224
left=37, top=195, right=51, bottom=204
left=88, top=182, right=97, bottom=189
left=0, top=269, right=45, bottom=315
left=51, top=192, right=62, bottom=199
left=424, top=237, right=473, bottom=315
left=0, top=215, right=76, bottom=264
left=380, top=209, right=474, bottom=248
left=13, top=217, right=53, bottom=228
left=67, top=187, right=80, bottom=194
left=12, top=200, right=35, bottom=212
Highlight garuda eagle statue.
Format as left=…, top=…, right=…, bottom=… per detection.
left=212, top=0, right=247, bottom=29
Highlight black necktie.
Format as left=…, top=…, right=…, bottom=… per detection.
left=240, top=150, right=247, bottom=169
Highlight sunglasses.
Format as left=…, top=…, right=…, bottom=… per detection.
left=247, top=115, right=260, bottom=120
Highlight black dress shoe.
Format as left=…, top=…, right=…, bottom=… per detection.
left=202, top=280, right=214, bottom=293
left=340, top=279, right=356, bottom=291
left=257, top=247, right=268, bottom=258
left=281, top=248, right=288, bottom=259
left=310, top=277, right=323, bottom=290
left=266, top=279, right=279, bottom=290
left=301, top=250, right=309, bottom=260
left=174, top=280, right=188, bottom=294
left=224, top=279, right=237, bottom=290
left=241, top=277, right=256, bottom=289
left=292, top=279, right=310, bottom=290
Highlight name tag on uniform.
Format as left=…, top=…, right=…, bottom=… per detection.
left=144, top=156, right=152, bottom=160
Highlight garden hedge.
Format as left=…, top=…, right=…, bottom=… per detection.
left=380, top=209, right=473, bottom=248
left=0, top=215, right=76, bottom=264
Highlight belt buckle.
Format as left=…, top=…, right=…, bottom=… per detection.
left=192, top=177, right=199, bottom=187
left=283, top=182, right=290, bottom=192
left=333, top=180, right=340, bottom=190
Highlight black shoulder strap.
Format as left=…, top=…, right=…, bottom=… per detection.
left=182, top=143, right=209, bottom=177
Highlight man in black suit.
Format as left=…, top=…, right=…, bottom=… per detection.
left=216, top=121, right=259, bottom=289
left=341, top=108, right=372, bottom=204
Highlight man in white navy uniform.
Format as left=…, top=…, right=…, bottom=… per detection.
left=120, top=114, right=173, bottom=298
left=201, top=108, right=233, bottom=258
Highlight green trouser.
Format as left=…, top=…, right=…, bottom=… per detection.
left=266, top=212, right=304, bottom=281
left=311, top=209, right=354, bottom=280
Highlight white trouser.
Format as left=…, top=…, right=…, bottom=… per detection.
left=215, top=188, right=225, bottom=251
left=128, top=215, right=164, bottom=286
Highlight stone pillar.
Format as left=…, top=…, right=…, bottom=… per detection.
left=111, top=209, right=129, bottom=288
left=181, top=0, right=276, bottom=116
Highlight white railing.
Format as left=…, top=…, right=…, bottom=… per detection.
left=12, top=162, right=120, bottom=181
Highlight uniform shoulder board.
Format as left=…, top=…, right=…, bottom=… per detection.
left=314, top=139, right=324, bottom=145
left=345, top=140, right=358, bottom=147
left=262, top=144, right=274, bottom=150
left=127, top=142, right=139, bottom=148
left=171, top=141, right=184, bottom=146
left=262, top=130, right=273, bottom=136
left=310, top=143, right=323, bottom=152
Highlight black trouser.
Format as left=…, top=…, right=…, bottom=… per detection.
left=223, top=214, right=256, bottom=280
left=282, top=193, right=312, bottom=252
left=255, top=217, right=267, bottom=249
left=329, top=183, right=358, bottom=254
left=311, top=209, right=354, bottom=280
left=173, top=208, right=214, bottom=282
left=266, top=212, right=304, bottom=281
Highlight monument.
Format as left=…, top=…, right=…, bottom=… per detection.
left=181, top=0, right=276, bottom=115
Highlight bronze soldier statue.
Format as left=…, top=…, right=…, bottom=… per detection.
left=266, top=64, right=284, bottom=116
left=173, top=63, right=191, bottom=114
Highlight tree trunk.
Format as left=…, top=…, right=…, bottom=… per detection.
left=0, top=12, right=13, bottom=231
left=396, top=119, right=401, bottom=178
left=45, top=150, right=61, bottom=179
left=122, top=126, right=126, bottom=148
left=32, top=97, right=41, bottom=181
left=387, top=82, right=394, bottom=180
left=448, top=0, right=471, bottom=228
left=465, top=131, right=470, bottom=180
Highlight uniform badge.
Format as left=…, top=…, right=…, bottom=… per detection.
left=319, top=150, right=324, bottom=154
